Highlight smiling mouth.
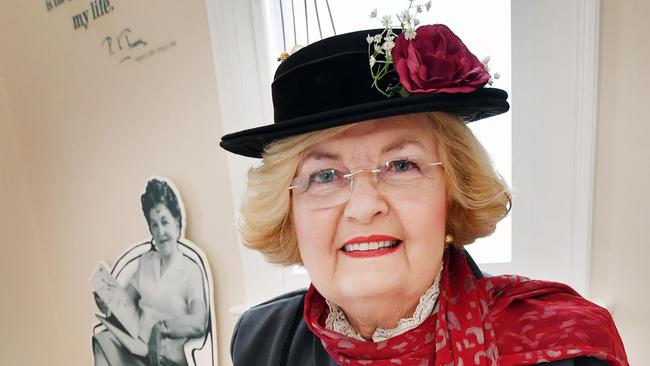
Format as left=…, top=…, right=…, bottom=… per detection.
left=341, top=240, right=401, bottom=253
left=157, top=238, right=172, bottom=245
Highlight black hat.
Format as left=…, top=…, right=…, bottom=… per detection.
left=220, top=25, right=509, bottom=158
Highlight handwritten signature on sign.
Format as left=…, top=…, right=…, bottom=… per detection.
left=101, top=28, right=148, bottom=63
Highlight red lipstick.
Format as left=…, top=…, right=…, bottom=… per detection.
left=340, top=235, right=401, bottom=258
left=342, top=235, right=399, bottom=246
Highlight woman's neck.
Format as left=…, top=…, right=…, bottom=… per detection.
left=330, top=271, right=443, bottom=341
left=159, top=246, right=179, bottom=275
left=338, top=293, right=421, bottom=340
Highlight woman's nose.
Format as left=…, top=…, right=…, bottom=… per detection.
left=153, top=226, right=165, bottom=239
left=343, top=173, right=389, bottom=224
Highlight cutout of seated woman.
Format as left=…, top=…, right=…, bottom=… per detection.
left=93, top=178, right=207, bottom=366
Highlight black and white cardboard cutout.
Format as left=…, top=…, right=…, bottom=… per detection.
left=91, top=177, right=217, bottom=366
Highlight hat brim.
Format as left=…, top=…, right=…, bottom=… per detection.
left=220, top=87, right=509, bottom=158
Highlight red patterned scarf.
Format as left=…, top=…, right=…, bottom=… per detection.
left=304, top=247, right=628, bottom=365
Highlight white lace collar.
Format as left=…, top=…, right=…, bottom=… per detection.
left=324, top=266, right=442, bottom=342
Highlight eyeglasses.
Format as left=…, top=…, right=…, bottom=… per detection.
left=288, top=155, right=443, bottom=209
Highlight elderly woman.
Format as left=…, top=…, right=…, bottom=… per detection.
left=93, top=178, right=207, bottom=366
left=220, top=22, right=628, bottom=366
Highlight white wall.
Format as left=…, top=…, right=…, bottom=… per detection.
left=590, top=0, right=650, bottom=364
left=0, top=1, right=243, bottom=365
left=1, top=0, right=648, bottom=365
left=0, top=70, right=67, bottom=365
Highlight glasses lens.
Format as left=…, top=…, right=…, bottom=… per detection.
left=298, top=188, right=351, bottom=209
left=380, top=156, right=437, bottom=187
left=290, top=156, right=441, bottom=209
left=291, top=168, right=351, bottom=209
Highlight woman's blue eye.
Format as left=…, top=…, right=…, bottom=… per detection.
left=313, top=170, right=336, bottom=183
left=392, top=159, right=414, bottom=172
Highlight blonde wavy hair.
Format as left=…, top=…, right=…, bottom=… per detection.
left=239, top=112, right=511, bottom=265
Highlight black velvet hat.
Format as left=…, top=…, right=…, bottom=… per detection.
left=220, top=26, right=509, bottom=158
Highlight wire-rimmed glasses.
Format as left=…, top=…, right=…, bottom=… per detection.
left=288, top=155, right=444, bottom=209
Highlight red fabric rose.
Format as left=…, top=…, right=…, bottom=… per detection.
left=391, top=24, right=490, bottom=94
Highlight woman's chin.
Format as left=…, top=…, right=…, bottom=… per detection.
left=156, top=241, right=176, bottom=256
left=335, top=277, right=406, bottom=303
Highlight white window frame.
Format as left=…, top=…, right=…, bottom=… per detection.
left=205, top=0, right=600, bottom=312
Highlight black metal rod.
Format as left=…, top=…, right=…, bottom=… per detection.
left=279, top=0, right=287, bottom=51
left=304, top=0, right=309, bottom=44
left=291, top=0, right=297, bottom=46
left=324, top=0, right=336, bottom=35
left=314, top=0, right=323, bottom=39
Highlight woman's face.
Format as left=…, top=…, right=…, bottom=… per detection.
left=292, top=114, right=447, bottom=307
left=148, top=203, right=181, bottom=257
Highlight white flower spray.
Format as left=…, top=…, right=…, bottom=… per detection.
left=480, top=56, right=501, bottom=86
left=367, top=0, right=433, bottom=97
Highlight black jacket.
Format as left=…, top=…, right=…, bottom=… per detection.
left=231, top=255, right=610, bottom=365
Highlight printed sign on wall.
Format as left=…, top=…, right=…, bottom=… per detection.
left=45, top=0, right=177, bottom=64
left=90, top=177, right=217, bottom=366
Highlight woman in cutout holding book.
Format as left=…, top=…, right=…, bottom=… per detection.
left=93, top=179, right=207, bottom=366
